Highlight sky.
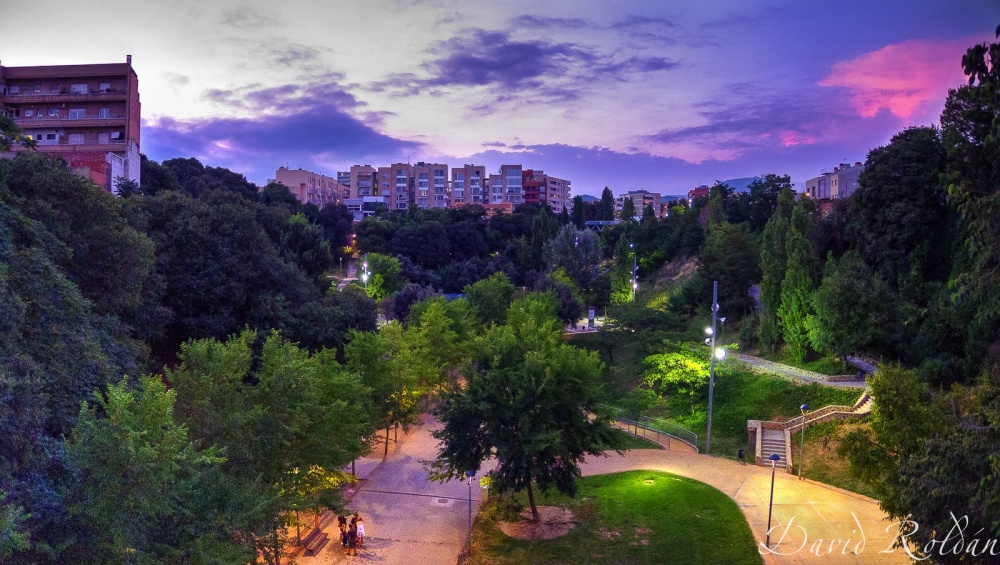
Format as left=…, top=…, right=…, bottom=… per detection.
left=2, top=0, right=997, bottom=197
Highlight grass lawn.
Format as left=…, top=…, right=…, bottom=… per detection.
left=757, top=348, right=851, bottom=376
left=468, top=471, right=762, bottom=565
left=615, top=431, right=665, bottom=450
left=793, top=421, right=877, bottom=498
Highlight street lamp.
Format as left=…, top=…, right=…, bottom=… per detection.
left=465, top=470, right=475, bottom=555
left=765, top=452, right=781, bottom=548
left=705, top=280, right=724, bottom=453
left=361, top=253, right=370, bottom=293
left=798, top=404, right=809, bottom=480
left=629, top=243, right=637, bottom=302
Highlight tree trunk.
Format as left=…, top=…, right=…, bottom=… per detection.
left=526, top=482, right=539, bottom=522
left=384, top=422, right=391, bottom=458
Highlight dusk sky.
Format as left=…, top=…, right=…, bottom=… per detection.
left=3, top=1, right=997, bottom=196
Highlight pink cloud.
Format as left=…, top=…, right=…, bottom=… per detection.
left=819, top=38, right=971, bottom=124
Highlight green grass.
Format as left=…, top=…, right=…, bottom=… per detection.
left=792, top=421, right=877, bottom=498
left=758, top=348, right=850, bottom=376
left=468, top=471, right=762, bottom=565
left=615, top=432, right=665, bottom=450
left=646, top=367, right=861, bottom=460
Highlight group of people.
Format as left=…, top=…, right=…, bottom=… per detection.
left=337, top=512, right=365, bottom=556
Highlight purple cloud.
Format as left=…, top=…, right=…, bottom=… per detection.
left=370, top=29, right=676, bottom=104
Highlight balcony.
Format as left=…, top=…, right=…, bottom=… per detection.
left=16, top=115, right=126, bottom=129
left=2, top=90, right=128, bottom=104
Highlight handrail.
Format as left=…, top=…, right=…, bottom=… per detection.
left=600, top=404, right=699, bottom=452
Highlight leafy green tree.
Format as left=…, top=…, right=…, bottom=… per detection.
left=432, top=294, right=622, bottom=521
left=644, top=343, right=709, bottom=414
left=570, top=195, right=589, bottom=228
left=359, top=252, right=403, bottom=300
left=642, top=203, right=657, bottom=224
left=597, top=186, right=616, bottom=221
left=943, top=31, right=1000, bottom=339
left=757, top=188, right=795, bottom=352
left=169, top=331, right=373, bottom=560
left=778, top=202, right=816, bottom=363
left=620, top=197, right=636, bottom=221
left=542, top=225, right=601, bottom=292
left=67, top=376, right=248, bottom=564
left=0, top=115, right=36, bottom=150
left=463, top=272, right=516, bottom=327
left=698, top=221, right=760, bottom=317
left=807, top=252, right=896, bottom=367
left=743, top=174, right=792, bottom=233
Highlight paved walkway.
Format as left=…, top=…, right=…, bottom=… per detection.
left=299, top=414, right=495, bottom=565
left=580, top=450, right=909, bottom=564
left=734, top=354, right=868, bottom=389
left=301, top=417, right=907, bottom=565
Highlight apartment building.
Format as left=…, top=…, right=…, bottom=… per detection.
left=413, top=162, right=449, bottom=209
left=272, top=167, right=344, bottom=207
left=451, top=164, right=486, bottom=206
left=687, top=185, right=711, bottom=204
left=805, top=162, right=864, bottom=200
left=0, top=56, right=141, bottom=192
left=499, top=164, right=523, bottom=205
left=378, top=163, right=411, bottom=210
left=616, top=189, right=661, bottom=219
left=539, top=172, right=570, bottom=214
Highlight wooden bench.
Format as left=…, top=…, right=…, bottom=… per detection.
left=302, top=528, right=329, bottom=556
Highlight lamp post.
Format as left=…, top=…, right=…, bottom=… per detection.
left=361, top=253, right=370, bottom=293
left=766, top=452, right=781, bottom=548
left=630, top=243, right=637, bottom=302
left=705, top=281, right=726, bottom=453
left=798, top=404, right=809, bottom=480
left=465, top=470, right=475, bottom=555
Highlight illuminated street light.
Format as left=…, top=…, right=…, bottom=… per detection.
left=765, top=453, right=781, bottom=548
left=705, top=281, right=723, bottom=453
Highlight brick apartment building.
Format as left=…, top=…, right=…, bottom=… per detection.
left=616, top=189, right=661, bottom=219
left=0, top=56, right=141, bottom=192
left=271, top=167, right=344, bottom=207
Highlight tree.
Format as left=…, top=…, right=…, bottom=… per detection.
left=570, top=195, right=588, bottom=228
left=943, top=31, right=1000, bottom=336
left=642, top=203, right=656, bottom=223
left=778, top=202, right=816, bottom=363
left=463, top=272, right=516, bottom=327
left=698, top=221, right=761, bottom=317
left=67, top=376, right=248, bottom=564
left=597, top=186, right=616, bottom=221
left=744, top=174, right=792, bottom=233
left=807, top=252, right=896, bottom=368
left=757, top=188, right=795, bottom=352
left=542, top=225, right=601, bottom=292
left=644, top=343, right=709, bottom=414
left=0, top=115, right=36, bottom=150
left=620, top=197, right=636, bottom=221
left=432, top=294, right=622, bottom=521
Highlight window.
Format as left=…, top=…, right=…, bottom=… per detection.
left=99, top=82, right=111, bottom=93
left=33, top=85, right=41, bottom=93
left=51, top=84, right=59, bottom=92
left=24, top=109, right=34, bottom=117
left=9, top=85, right=19, bottom=94
left=68, top=108, right=85, bottom=119
left=48, top=109, right=59, bottom=117
left=98, top=108, right=110, bottom=118
left=70, top=84, right=88, bottom=94
left=68, top=133, right=84, bottom=144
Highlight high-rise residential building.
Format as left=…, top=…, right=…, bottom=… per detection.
left=542, top=174, right=570, bottom=214
left=500, top=164, right=523, bottom=205
left=271, top=167, right=343, bottom=207
left=522, top=169, right=571, bottom=213
left=412, top=162, right=449, bottom=209
left=348, top=165, right=377, bottom=199
left=805, top=162, right=864, bottom=200
left=381, top=163, right=412, bottom=210
left=0, top=56, right=141, bottom=192
left=451, top=164, right=486, bottom=206
left=616, top=189, right=662, bottom=218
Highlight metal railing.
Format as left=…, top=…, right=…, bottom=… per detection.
left=601, top=405, right=699, bottom=452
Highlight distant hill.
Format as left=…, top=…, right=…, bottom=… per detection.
left=720, top=177, right=762, bottom=193
left=579, top=194, right=599, bottom=203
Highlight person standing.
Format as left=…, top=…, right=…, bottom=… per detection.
left=338, top=515, right=348, bottom=548
left=356, top=515, right=365, bottom=549
left=347, top=523, right=358, bottom=556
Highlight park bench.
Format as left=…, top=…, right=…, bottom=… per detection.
left=302, top=527, right=329, bottom=556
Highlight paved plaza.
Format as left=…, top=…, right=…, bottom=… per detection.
left=301, top=416, right=910, bottom=565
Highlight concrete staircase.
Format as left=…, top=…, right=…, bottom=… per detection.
left=760, top=430, right=787, bottom=469
left=747, top=389, right=871, bottom=472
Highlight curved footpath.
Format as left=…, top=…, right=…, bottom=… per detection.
left=301, top=417, right=909, bottom=564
